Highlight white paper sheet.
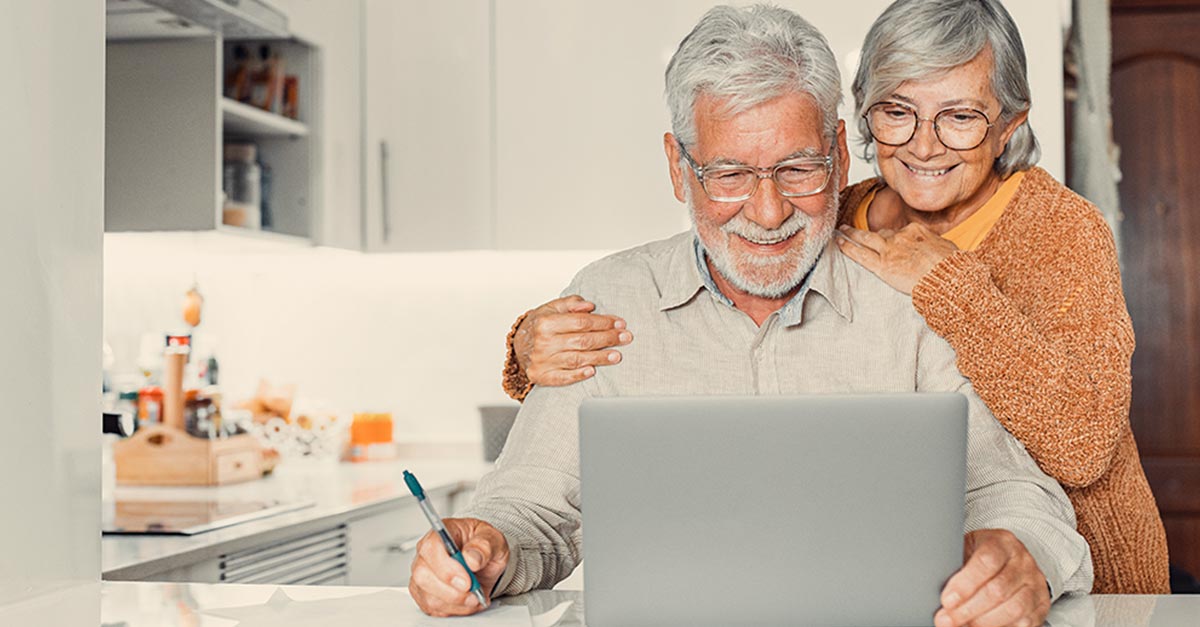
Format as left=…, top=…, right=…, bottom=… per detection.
left=200, top=587, right=531, bottom=627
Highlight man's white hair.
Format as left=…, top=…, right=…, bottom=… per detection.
left=665, top=4, right=843, bottom=150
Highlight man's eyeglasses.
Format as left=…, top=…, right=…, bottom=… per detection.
left=677, top=142, right=834, bottom=203
left=863, top=101, right=994, bottom=151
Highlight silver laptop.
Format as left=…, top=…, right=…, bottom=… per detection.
left=579, top=394, right=968, bottom=627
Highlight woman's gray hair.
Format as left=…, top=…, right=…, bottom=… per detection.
left=665, top=5, right=843, bottom=150
left=851, top=0, right=1039, bottom=177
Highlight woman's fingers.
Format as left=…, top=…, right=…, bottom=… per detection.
left=835, top=228, right=883, bottom=272
left=837, top=224, right=888, bottom=251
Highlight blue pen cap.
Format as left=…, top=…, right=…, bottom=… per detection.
left=403, top=470, right=426, bottom=499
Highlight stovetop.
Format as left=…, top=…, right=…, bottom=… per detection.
left=101, top=498, right=314, bottom=535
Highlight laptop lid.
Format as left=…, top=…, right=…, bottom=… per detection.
left=579, top=393, right=968, bottom=627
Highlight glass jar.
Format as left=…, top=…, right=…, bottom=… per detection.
left=222, top=143, right=262, bottom=229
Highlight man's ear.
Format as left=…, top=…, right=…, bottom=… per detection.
left=664, top=133, right=688, bottom=203
left=835, top=119, right=850, bottom=192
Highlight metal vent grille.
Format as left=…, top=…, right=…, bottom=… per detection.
left=220, top=525, right=348, bottom=585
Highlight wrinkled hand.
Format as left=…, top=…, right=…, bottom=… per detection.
left=409, top=518, right=510, bottom=617
left=514, top=295, right=632, bottom=387
left=835, top=223, right=958, bottom=295
left=935, top=529, right=1051, bottom=627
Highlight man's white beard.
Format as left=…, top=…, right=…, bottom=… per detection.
left=690, top=188, right=839, bottom=299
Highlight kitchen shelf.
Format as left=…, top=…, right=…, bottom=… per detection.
left=222, top=98, right=309, bottom=138
left=106, top=36, right=319, bottom=243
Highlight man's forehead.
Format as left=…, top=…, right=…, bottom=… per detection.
left=691, top=91, right=829, bottom=161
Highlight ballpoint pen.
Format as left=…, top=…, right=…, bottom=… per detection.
left=403, top=470, right=490, bottom=609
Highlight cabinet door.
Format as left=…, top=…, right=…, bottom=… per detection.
left=493, top=1, right=700, bottom=250
left=346, top=495, right=451, bottom=587
left=362, top=0, right=493, bottom=252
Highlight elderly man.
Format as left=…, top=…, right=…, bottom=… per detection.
left=408, top=5, right=1092, bottom=626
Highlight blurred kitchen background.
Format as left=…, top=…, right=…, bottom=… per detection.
left=92, top=0, right=1200, bottom=587
left=102, top=0, right=1067, bottom=443
left=9, top=0, right=1199, bottom=612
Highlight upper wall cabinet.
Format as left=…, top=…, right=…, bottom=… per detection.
left=492, top=1, right=703, bottom=250
left=106, top=3, right=320, bottom=245
left=360, top=0, right=697, bottom=252
left=361, top=0, right=493, bottom=252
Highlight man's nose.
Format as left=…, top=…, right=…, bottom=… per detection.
left=742, top=176, right=792, bottom=230
left=906, top=119, right=947, bottom=162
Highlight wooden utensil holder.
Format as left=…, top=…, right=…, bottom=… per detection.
left=113, top=424, right=262, bottom=486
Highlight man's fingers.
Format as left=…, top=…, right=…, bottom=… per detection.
left=409, top=559, right=479, bottom=616
left=960, top=583, right=1045, bottom=627
left=936, top=562, right=1022, bottom=627
left=941, top=540, right=1009, bottom=611
left=416, top=532, right=475, bottom=591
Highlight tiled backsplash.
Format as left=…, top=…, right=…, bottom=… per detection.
left=103, top=233, right=613, bottom=441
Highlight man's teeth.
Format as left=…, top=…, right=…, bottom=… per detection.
left=907, top=164, right=951, bottom=176
left=741, top=233, right=793, bottom=245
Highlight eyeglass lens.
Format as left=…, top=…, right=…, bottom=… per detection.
left=866, top=103, right=990, bottom=150
left=701, top=162, right=831, bottom=200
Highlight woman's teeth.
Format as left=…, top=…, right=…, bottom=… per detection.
left=906, top=163, right=952, bottom=177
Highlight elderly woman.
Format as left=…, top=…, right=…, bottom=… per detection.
left=499, top=0, right=1168, bottom=595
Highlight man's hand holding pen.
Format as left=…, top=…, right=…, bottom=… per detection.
left=409, top=518, right=510, bottom=617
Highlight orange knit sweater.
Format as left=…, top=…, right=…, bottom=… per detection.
left=842, top=167, right=1169, bottom=594
left=502, top=166, right=1170, bottom=593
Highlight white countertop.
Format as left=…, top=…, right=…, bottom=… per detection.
left=87, top=580, right=1200, bottom=626
left=102, top=457, right=492, bottom=579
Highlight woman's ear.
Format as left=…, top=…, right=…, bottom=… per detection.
left=999, top=109, right=1030, bottom=149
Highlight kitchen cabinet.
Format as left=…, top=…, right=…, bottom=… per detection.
left=149, top=524, right=349, bottom=585
left=269, top=0, right=365, bottom=250
left=361, top=0, right=493, bottom=252
left=345, top=498, right=449, bottom=587
left=135, top=495, right=451, bottom=587
left=359, top=0, right=692, bottom=251
left=492, top=0, right=695, bottom=250
left=105, top=34, right=320, bottom=245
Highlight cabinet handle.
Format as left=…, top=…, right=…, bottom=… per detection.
left=380, top=140, right=392, bottom=244
left=387, top=535, right=423, bottom=554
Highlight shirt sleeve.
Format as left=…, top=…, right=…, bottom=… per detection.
left=459, top=372, right=598, bottom=596
left=916, top=323, right=1094, bottom=599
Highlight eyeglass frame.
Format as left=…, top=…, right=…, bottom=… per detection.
left=862, top=101, right=996, bottom=151
left=676, top=140, right=835, bottom=203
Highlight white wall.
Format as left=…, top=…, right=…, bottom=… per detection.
left=0, top=0, right=103, bottom=618
left=104, top=234, right=608, bottom=441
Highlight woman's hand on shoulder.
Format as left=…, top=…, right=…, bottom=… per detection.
left=514, top=295, right=632, bottom=387
left=835, top=223, right=959, bottom=295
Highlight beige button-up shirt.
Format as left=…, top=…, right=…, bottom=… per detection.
left=464, top=231, right=1093, bottom=599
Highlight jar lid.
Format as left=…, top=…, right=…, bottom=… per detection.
left=224, top=143, right=257, bottom=162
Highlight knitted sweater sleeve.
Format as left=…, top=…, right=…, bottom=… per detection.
left=502, top=311, right=532, bottom=402
left=910, top=206, right=1134, bottom=489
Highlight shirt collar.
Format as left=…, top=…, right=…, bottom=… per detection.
left=660, top=233, right=853, bottom=326
left=657, top=233, right=711, bottom=311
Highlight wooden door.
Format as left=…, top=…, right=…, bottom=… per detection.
left=1110, top=0, right=1200, bottom=583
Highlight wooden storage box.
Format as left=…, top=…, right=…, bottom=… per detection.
left=114, top=425, right=262, bottom=486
